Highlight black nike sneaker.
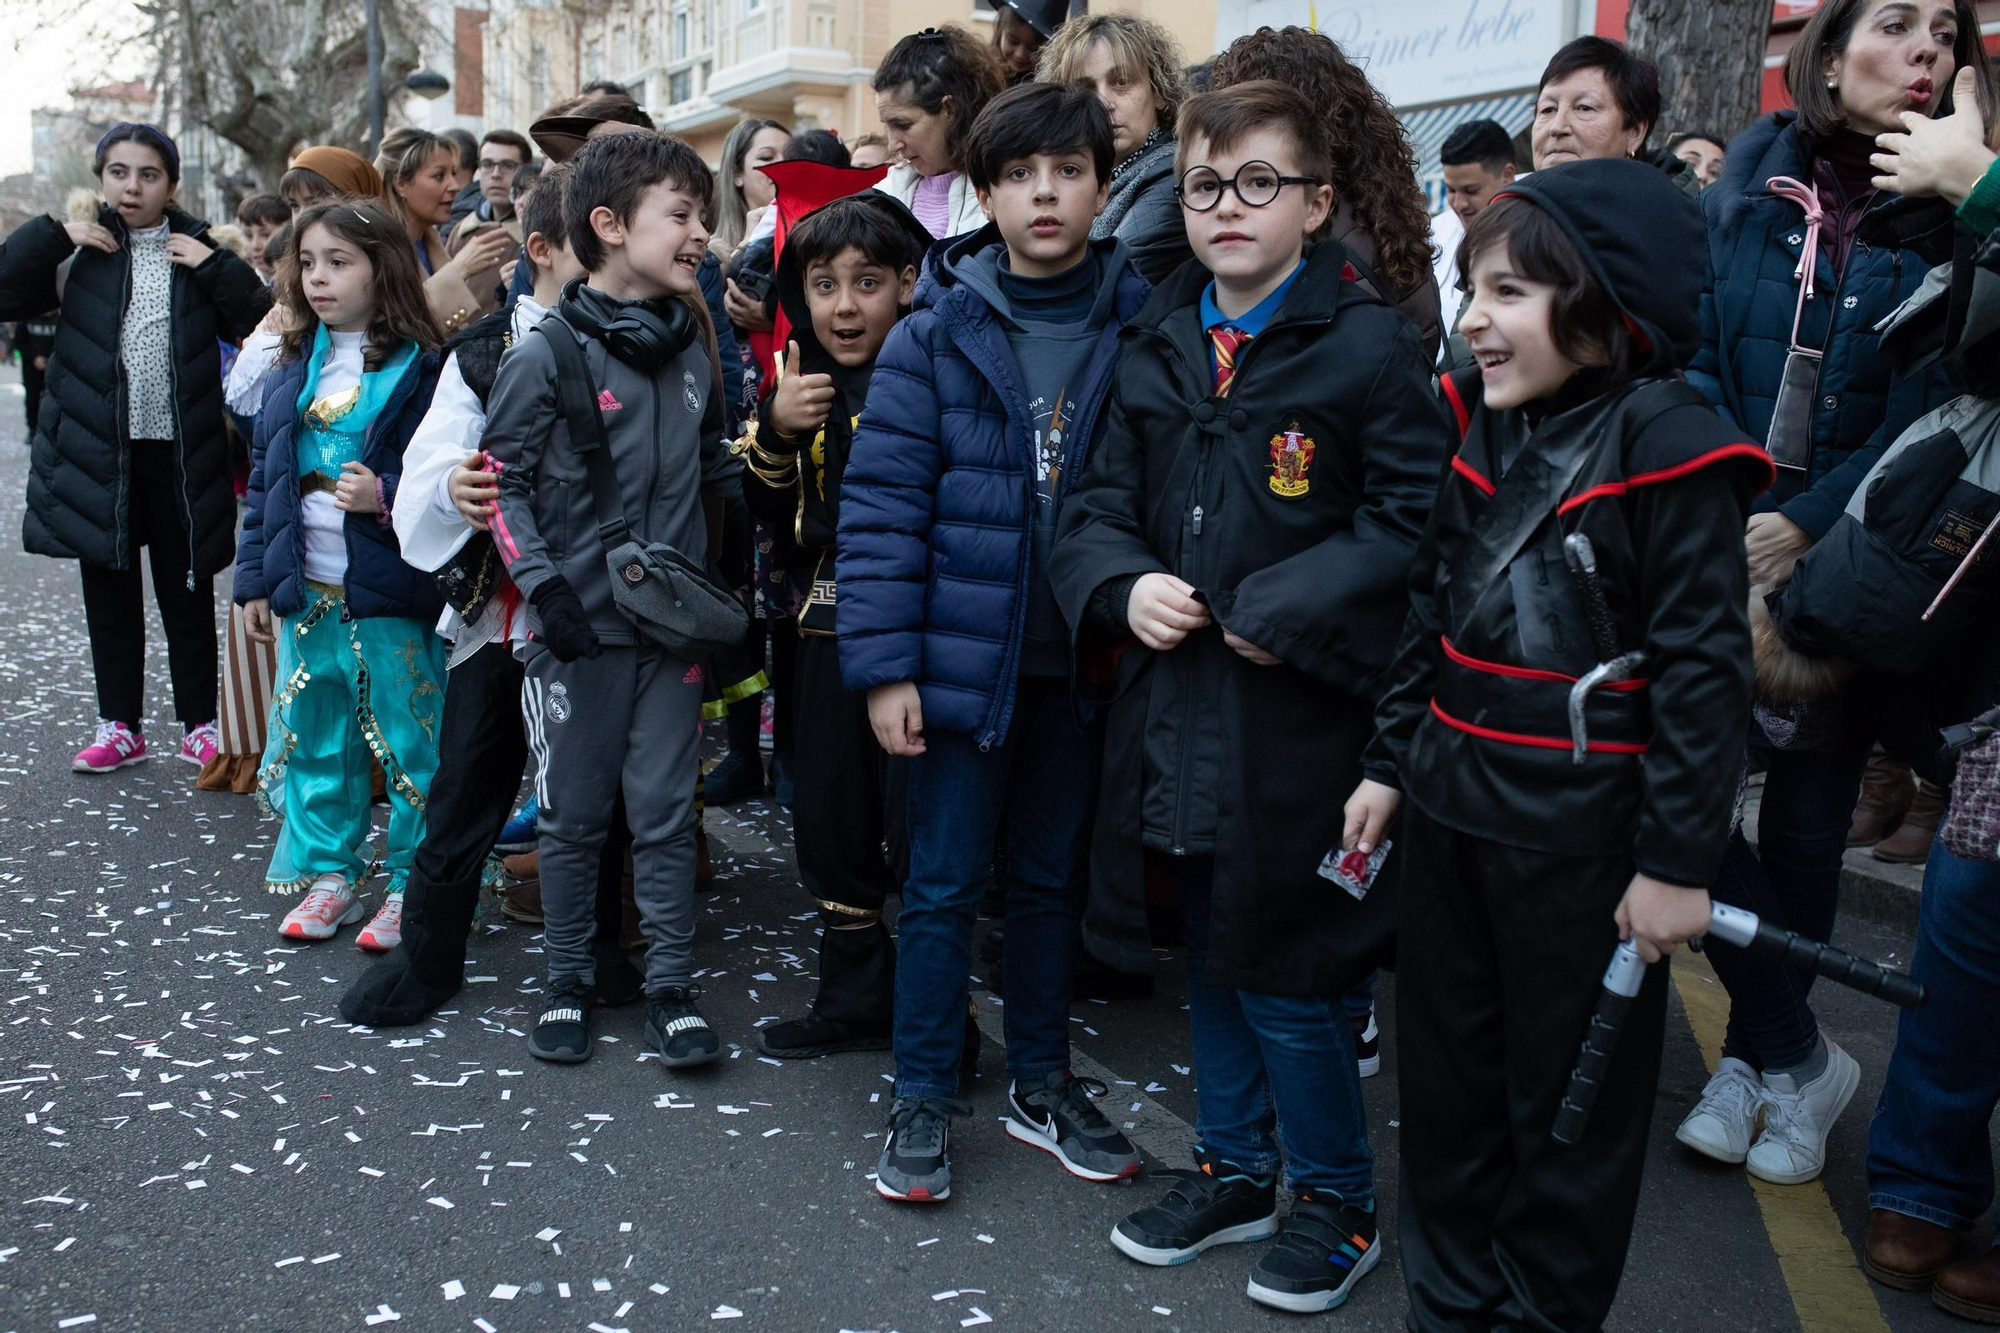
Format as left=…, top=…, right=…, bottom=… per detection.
left=1005, top=1070, right=1142, bottom=1182
left=645, top=986, right=721, bottom=1067
left=1110, top=1149, right=1279, bottom=1265
left=1245, top=1194, right=1382, bottom=1312
left=527, top=980, right=593, bottom=1063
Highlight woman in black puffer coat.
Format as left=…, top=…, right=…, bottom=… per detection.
left=0, top=124, right=268, bottom=773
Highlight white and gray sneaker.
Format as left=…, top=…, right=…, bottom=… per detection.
left=1747, top=1040, right=1860, bottom=1185
left=1675, top=1056, right=1763, bottom=1165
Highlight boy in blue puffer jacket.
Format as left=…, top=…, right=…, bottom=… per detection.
left=836, top=81, right=1150, bottom=1204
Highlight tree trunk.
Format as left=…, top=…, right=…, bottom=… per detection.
left=1626, top=0, right=1771, bottom=147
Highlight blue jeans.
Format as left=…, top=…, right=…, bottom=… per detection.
left=1867, top=839, right=2000, bottom=1231
left=892, top=677, right=1099, bottom=1100
left=1708, top=741, right=1872, bottom=1069
left=1173, top=855, right=1374, bottom=1206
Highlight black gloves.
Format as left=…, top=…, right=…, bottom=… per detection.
left=531, top=577, right=602, bottom=662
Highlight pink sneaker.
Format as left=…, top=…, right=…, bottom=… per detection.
left=355, top=893, right=404, bottom=953
left=279, top=876, right=362, bottom=941
left=72, top=721, right=148, bottom=773
left=180, top=721, right=219, bottom=767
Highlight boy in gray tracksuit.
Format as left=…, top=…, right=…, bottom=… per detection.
left=482, top=131, right=739, bottom=1069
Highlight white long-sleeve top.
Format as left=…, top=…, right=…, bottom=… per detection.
left=395, top=294, right=550, bottom=660
left=225, top=328, right=283, bottom=416
left=299, top=330, right=366, bottom=586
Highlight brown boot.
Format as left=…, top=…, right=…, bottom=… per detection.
left=502, top=851, right=543, bottom=924
left=1864, top=1209, right=1962, bottom=1290
left=1934, top=1246, right=2000, bottom=1324
left=1848, top=749, right=1915, bottom=847
left=1874, top=779, right=1945, bottom=865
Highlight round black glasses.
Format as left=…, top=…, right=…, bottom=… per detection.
left=1175, top=161, right=1322, bottom=212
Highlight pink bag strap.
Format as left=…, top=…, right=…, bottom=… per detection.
left=1767, top=175, right=1824, bottom=351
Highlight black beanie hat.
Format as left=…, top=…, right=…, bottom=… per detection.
left=1490, top=157, right=1707, bottom=372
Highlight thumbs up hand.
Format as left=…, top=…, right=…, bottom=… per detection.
left=1872, top=67, right=1997, bottom=207
left=767, top=339, right=835, bottom=440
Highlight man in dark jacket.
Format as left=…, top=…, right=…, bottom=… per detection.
left=15, top=309, right=56, bottom=434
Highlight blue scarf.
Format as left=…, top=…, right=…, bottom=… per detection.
left=292, top=323, right=417, bottom=480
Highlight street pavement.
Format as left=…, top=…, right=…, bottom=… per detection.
left=0, top=362, right=1992, bottom=1333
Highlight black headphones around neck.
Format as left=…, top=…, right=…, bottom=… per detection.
left=560, top=278, right=698, bottom=371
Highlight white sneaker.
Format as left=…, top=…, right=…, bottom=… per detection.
left=1675, top=1056, right=1763, bottom=1165
left=1746, top=1040, right=1861, bottom=1185
left=279, top=875, right=362, bottom=942
left=355, top=892, right=404, bottom=953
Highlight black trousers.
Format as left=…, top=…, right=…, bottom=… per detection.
left=1396, top=803, right=1667, bottom=1333
left=78, top=441, right=216, bottom=730
left=22, top=357, right=46, bottom=436
left=791, top=632, right=895, bottom=1027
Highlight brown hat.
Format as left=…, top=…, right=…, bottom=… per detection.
left=530, top=96, right=656, bottom=163
left=291, top=146, right=384, bottom=200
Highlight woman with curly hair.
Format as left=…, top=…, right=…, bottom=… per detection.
left=1037, top=12, right=1194, bottom=284
left=1209, top=26, right=1442, bottom=352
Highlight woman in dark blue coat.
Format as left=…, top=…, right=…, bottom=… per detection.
left=1675, top=0, right=1990, bottom=1191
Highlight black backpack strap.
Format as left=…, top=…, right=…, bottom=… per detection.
left=534, top=321, right=630, bottom=549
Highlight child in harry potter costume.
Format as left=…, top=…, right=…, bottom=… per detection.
left=1052, top=82, right=1450, bottom=1314
left=743, top=191, right=933, bottom=1059
left=1345, top=158, right=1776, bottom=1330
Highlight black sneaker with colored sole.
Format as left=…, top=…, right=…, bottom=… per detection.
left=875, top=1096, right=971, bottom=1202
left=1005, top=1070, right=1142, bottom=1182
left=646, top=986, right=721, bottom=1067
left=527, top=982, right=593, bottom=1063
left=1111, top=1151, right=1278, bottom=1265
left=1245, top=1195, right=1382, bottom=1313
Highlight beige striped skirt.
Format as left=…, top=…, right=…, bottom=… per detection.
left=196, top=597, right=277, bottom=793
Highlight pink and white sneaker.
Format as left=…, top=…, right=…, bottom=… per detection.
left=180, top=721, right=219, bottom=767
left=72, top=720, right=148, bottom=773
left=355, top=892, right=404, bottom=953
left=279, top=875, right=362, bottom=941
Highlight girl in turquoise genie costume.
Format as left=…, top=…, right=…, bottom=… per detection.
left=234, top=200, right=448, bottom=950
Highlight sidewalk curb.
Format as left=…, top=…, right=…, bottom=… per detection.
left=1742, top=786, right=1925, bottom=932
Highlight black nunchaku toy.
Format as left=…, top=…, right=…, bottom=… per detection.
left=1549, top=904, right=1926, bottom=1146
left=1562, top=534, right=1646, bottom=764
left=1547, top=538, right=1924, bottom=1145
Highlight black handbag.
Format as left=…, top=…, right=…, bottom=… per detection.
left=538, top=324, right=749, bottom=659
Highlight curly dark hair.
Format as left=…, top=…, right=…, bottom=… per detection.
left=1209, top=26, right=1433, bottom=300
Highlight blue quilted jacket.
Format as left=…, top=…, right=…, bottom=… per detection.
left=235, top=349, right=444, bottom=622
left=1687, top=112, right=1957, bottom=539
left=836, top=227, right=1150, bottom=746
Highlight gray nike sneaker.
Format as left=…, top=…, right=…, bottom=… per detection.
left=875, top=1096, right=972, bottom=1202
left=1006, top=1070, right=1142, bottom=1182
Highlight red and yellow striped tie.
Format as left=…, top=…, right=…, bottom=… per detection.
left=1211, top=325, right=1250, bottom=397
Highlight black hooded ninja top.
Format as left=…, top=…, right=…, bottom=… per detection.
left=1365, top=158, right=1777, bottom=888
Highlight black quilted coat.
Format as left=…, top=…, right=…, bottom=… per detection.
left=0, top=205, right=270, bottom=576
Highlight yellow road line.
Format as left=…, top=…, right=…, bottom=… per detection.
left=1670, top=951, right=1892, bottom=1333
